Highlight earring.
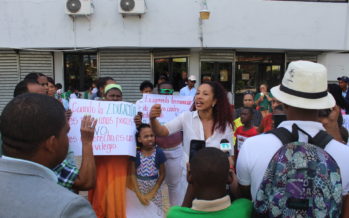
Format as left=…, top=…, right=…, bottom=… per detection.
left=212, top=104, right=215, bottom=108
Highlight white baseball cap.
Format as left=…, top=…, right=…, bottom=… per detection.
left=188, top=75, right=196, bottom=81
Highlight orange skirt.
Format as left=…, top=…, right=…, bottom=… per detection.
left=88, top=156, right=129, bottom=218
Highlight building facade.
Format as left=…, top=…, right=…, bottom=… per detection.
left=0, top=0, right=349, bottom=110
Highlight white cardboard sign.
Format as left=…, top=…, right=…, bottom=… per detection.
left=136, top=94, right=194, bottom=124
left=68, top=99, right=137, bottom=156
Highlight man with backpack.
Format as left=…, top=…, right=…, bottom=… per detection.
left=236, top=60, right=349, bottom=217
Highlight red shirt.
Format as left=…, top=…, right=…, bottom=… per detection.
left=260, top=114, right=273, bottom=133
left=234, top=126, right=258, bottom=152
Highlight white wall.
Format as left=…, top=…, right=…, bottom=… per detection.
left=318, top=52, right=349, bottom=81
left=54, top=52, right=64, bottom=88
left=0, top=0, right=348, bottom=50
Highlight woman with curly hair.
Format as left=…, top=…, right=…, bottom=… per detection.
left=150, top=81, right=234, bottom=158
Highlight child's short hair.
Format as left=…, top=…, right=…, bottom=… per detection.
left=139, top=80, right=154, bottom=91
left=56, top=83, right=63, bottom=89
left=242, top=106, right=254, bottom=116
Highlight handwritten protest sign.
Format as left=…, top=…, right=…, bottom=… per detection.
left=68, top=99, right=137, bottom=156
left=136, top=94, right=194, bottom=124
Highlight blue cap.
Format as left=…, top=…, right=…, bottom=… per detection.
left=337, top=76, right=349, bottom=83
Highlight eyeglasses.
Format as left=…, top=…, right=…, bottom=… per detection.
left=159, top=89, right=174, bottom=94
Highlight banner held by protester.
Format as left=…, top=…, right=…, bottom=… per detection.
left=68, top=99, right=137, bottom=156
left=136, top=94, right=194, bottom=124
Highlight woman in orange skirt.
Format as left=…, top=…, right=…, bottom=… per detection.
left=88, top=84, right=129, bottom=218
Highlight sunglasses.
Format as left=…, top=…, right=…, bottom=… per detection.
left=243, top=91, right=254, bottom=95
left=159, top=89, right=174, bottom=94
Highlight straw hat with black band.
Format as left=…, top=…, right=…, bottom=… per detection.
left=271, top=60, right=335, bottom=110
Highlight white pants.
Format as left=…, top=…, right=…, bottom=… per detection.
left=163, top=145, right=188, bottom=206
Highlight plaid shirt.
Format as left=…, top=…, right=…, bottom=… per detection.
left=53, top=159, right=79, bottom=190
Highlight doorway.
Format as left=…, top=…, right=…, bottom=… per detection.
left=153, top=57, right=188, bottom=91
left=234, top=53, right=285, bottom=108
left=64, top=53, right=97, bottom=92
left=201, top=61, right=233, bottom=91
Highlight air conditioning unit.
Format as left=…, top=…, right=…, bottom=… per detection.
left=66, top=0, right=94, bottom=16
left=119, top=0, right=145, bottom=15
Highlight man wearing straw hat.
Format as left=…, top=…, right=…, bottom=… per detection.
left=236, top=61, right=349, bottom=214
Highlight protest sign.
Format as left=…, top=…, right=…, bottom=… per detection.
left=68, top=99, right=137, bottom=156
left=136, top=94, right=194, bottom=124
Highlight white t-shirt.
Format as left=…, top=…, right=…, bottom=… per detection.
left=236, top=120, right=349, bottom=201
left=164, top=111, right=233, bottom=156
left=91, top=87, right=98, bottom=94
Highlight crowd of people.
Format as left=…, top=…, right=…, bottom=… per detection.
left=0, top=60, right=349, bottom=218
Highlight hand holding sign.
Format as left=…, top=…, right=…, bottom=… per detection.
left=134, top=112, right=143, bottom=128
left=149, top=104, right=162, bottom=120
left=81, top=115, right=97, bottom=145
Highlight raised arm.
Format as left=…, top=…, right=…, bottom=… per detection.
left=255, top=93, right=263, bottom=105
left=149, top=104, right=169, bottom=136
left=265, top=93, right=273, bottom=102
left=73, top=115, right=97, bottom=190
left=134, top=112, right=143, bottom=128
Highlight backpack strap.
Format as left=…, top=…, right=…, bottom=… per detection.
left=310, top=130, right=333, bottom=149
left=268, top=124, right=333, bottom=149
left=267, top=127, right=295, bottom=145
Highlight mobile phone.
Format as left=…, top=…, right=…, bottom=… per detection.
left=272, top=114, right=287, bottom=128
left=189, top=140, right=206, bottom=161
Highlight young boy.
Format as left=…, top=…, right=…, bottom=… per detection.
left=234, top=107, right=258, bottom=157
left=167, top=148, right=252, bottom=218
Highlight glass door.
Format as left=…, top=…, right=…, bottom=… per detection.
left=64, top=53, right=97, bottom=92
left=201, top=61, right=233, bottom=91
left=154, top=57, right=188, bottom=91
left=234, top=53, right=284, bottom=108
